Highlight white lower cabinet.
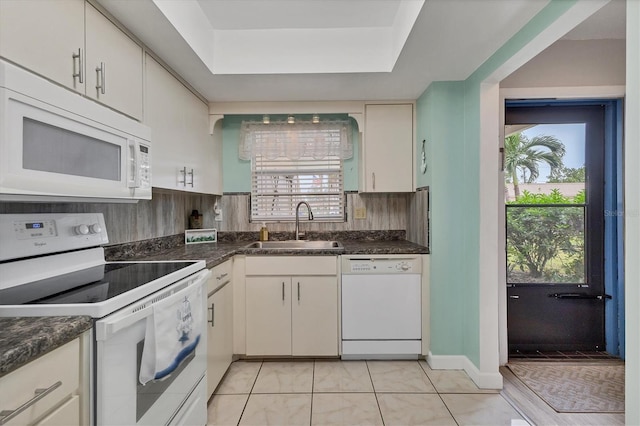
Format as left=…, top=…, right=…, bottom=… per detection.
left=0, top=336, right=85, bottom=426
left=206, top=261, right=234, bottom=399
left=291, top=276, right=339, bottom=356
left=244, top=256, right=339, bottom=357
left=245, top=276, right=292, bottom=356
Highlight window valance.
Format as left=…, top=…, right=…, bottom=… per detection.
left=239, top=120, right=353, bottom=160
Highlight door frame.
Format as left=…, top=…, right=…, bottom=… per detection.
left=497, top=86, right=625, bottom=364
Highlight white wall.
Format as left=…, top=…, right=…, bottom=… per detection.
left=501, top=39, right=625, bottom=88
left=624, top=1, right=640, bottom=422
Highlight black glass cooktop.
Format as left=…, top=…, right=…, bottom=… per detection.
left=0, top=262, right=198, bottom=305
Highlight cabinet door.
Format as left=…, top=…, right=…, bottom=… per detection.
left=206, top=285, right=230, bottom=398
left=85, top=4, right=143, bottom=120
left=291, top=276, right=338, bottom=356
left=144, top=54, right=216, bottom=193
left=362, top=104, right=414, bottom=192
left=0, top=0, right=85, bottom=93
left=245, top=277, right=291, bottom=356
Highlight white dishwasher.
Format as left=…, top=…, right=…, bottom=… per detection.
left=341, top=255, right=422, bottom=359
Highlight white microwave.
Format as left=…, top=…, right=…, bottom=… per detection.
left=0, top=60, right=151, bottom=202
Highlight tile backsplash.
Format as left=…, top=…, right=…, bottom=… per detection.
left=0, top=188, right=220, bottom=245
left=217, top=192, right=409, bottom=233
left=0, top=187, right=428, bottom=246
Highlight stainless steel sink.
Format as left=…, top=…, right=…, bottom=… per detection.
left=244, top=240, right=343, bottom=250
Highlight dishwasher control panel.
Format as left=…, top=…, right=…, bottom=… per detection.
left=342, top=257, right=421, bottom=274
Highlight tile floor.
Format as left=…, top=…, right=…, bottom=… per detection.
left=207, top=360, right=529, bottom=426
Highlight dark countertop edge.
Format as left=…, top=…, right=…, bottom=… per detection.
left=0, top=316, right=93, bottom=378
left=108, top=240, right=429, bottom=269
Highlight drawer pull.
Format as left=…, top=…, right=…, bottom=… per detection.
left=217, top=272, right=228, bottom=281
left=0, top=381, right=62, bottom=425
left=208, top=303, right=215, bottom=327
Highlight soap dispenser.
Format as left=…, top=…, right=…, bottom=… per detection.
left=259, top=222, right=269, bottom=241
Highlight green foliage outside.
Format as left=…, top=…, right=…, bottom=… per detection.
left=547, top=165, right=586, bottom=183
left=507, top=189, right=585, bottom=283
left=504, top=132, right=566, bottom=198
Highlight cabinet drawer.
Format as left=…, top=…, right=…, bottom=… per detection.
left=209, top=260, right=232, bottom=293
left=0, top=339, right=80, bottom=426
left=35, top=395, right=80, bottom=426
left=246, top=256, right=337, bottom=276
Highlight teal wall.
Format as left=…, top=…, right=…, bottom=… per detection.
left=221, top=114, right=359, bottom=193
left=417, top=82, right=466, bottom=355
left=418, top=0, right=580, bottom=368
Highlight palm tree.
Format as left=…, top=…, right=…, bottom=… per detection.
left=504, top=133, right=566, bottom=199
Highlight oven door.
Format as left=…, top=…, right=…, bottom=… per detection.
left=0, top=62, right=151, bottom=202
left=94, top=269, right=210, bottom=426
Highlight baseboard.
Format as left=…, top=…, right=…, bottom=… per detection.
left=427, top=352, right=503, bottom=389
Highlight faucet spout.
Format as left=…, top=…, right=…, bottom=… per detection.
left=295, top=201, right=314, bottom=240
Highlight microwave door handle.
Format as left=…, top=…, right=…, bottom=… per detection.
left=128, top=140, right=142, bottom=188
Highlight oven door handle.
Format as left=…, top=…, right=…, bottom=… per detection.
left=95, top=269, right=211, bottom=341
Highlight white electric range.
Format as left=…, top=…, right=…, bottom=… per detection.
left=0, top=213, right=210, bottom=426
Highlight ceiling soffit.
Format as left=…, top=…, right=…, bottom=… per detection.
left=154, top=0, right=425, bottom=75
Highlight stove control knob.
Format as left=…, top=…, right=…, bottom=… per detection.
left=400, top=262, right=410, bottom=271
left=75, top=224, right=89, bottom=235
left=89, top=223, right=102, bottom=234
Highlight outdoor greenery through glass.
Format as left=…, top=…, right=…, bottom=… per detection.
left=506, top=191, right=586, bottom=284
left=505, top=127, right=586, bottom=284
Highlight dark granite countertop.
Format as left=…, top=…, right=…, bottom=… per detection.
left=2, top=231, right=427, bottom=375
left=105, top=230, right=429, bottom=267
left=0, top=316, right=93, bottom=377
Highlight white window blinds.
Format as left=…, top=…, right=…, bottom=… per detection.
left=251, top=155, right=345, bottom=222
left=242, top=119, right=351, bottom=222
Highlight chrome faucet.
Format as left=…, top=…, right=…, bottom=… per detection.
left=295, top=201, right=314, bottom=240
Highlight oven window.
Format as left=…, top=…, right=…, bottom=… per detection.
left=23, top=117, right=121, bottom=181
left=136, top=340, right=194, bottom=422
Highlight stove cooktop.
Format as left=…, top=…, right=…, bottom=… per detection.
left=0, top=260, right=205, bottom=318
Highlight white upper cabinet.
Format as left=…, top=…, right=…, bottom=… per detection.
left=85, top=4, right=143, bottom=120
left=360, top=103, right=414, bottom=192
left=144, top=54, right=220, bottom=194
left=0, top=0, right=143, bottom=120
left=0, top=0, right=85, bottom=93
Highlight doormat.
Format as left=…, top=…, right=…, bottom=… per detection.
left=507, top=361, right=625, bottom=413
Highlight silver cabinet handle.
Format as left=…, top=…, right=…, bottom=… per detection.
left=372, top=172, right=376, bottom=190
left=179, top=167, right=194, bottom=187
left=216, top=273, right=228, bottom=281
left=509, top=295, right=520, bottom=299
left=187, top=168, right=194, bottom=187
left=282, top=282, right=285, bottom=301
left=208, top=303, right=215, bottom=327
left=180, top=167, right=186, bottom=187
left=297, top=282, right=300, bottom=301
left=95, top=62, right=105, bottom=94
left=0, top=381, right=62, bottom=425
left=72, top=48, right=83, bottom=83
